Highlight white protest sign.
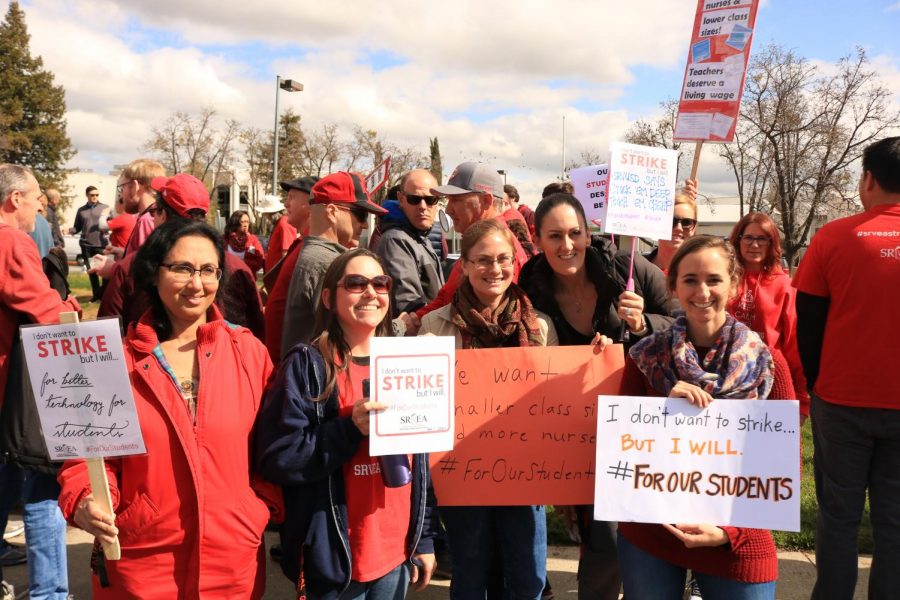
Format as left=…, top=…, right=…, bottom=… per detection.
left=365, top=156, right=392, bottom=195
left=370, top=336, right=455, bottom=456
left=605, top=142, right=678, bottom=240
left=595, top=396, right=800, bottom=531
left=20, top=319, right=146, bottom=461
left=570, top=164, right=609, bottom=229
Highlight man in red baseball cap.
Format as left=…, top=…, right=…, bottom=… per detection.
left=279, top=172, right=387, bottom=356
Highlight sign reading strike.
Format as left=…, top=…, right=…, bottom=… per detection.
left=370, top=336, right=455, bottom=456
left=674, top=0, right=760, bottom=141
left=430, top=345, right=625, bottom=506
left=605, top=142, right=678, bottom=240
left=595, top=396, right=800, bottom=531
left=570, top=164, right=609, bottom=229
left=20, top=319, right=146, bottom=461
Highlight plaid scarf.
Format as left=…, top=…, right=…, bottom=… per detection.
left=451, top=279, right=545, bottom=349
left=628, top=314, right=773, bottom=399
left=226, top=231, right=249, bottom=253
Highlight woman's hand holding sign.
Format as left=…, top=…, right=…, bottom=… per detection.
left=669, top=380, right=714, bottom=408
left=662, top=523, right=728, bottom=548
left=74, top=493, right=118, bottom=546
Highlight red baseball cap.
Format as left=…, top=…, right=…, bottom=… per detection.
left=310, top=172, right=387, bottom=215
left=151, top=174, right=210, bottom=217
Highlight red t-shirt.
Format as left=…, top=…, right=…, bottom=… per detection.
left=107, top=213, right=137, bottom=249
left=338, top=358, right=411, bottom=582
left=792, top=203, right=900, bottom=409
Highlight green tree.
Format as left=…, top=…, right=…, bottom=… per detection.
left=0, top=2, right=75, bottom=190
left=429, top=137, right=442, bottom=185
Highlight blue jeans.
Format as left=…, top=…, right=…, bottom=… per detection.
left=15, top=468, right=68, bottom=600
left=618, top=533, right=775, bottom=600
left=441, top=505, right=547, bottom=600
left=333, top=562, right=410, bottom=600
left=811, top=394, right=900, bottom=599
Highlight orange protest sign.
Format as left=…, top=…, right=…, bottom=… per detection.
left=430, top=344, right=624, bottom=506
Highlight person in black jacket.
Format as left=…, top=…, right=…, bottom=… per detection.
left=517, top=192, right=675, bottom=600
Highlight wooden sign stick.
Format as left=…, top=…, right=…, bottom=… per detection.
left=59, top=311, right=121, bottom=560
left=690, top=140, right=704, bottom=181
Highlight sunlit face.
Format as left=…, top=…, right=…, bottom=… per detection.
left=333, top=205, right=368, bottom=249
left=444, top=193, right=486, bottom=235
left=324, top=256, right=389, bottom=337
left=737, top=222, right=770, bottom=271
left=117, top=177, right=138, bottom=213
left=13, top=173, right=43, bottom=233
left=398, top=170, right=439, bottom=231
left=238, top=214, right=250, bottom=233
left=461, top=232, right=516, bottom=307
left=155, top=235, right=219, bottom=326
left=536, top=204, right=590, bottom=277
left=286, top=189, right=310, bottom=230
left=662, top=202, right=697, bottom=251
left=672, top=247, right=736, bottom=336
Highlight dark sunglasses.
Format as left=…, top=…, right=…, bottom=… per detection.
left=404, top=194, right=442, bottom=207
left=672, top=217, right=697, bottom=230
left=338, top=274, right=392, bottom=294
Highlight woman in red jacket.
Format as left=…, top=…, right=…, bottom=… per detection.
left=727, top=212, right=809, bottom=417
left=57, top=219, right=282, bottom=599
left=619, top=235, right=778, bottom=599
left=224, top=210, right=266, bottom=274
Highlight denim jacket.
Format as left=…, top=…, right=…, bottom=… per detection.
left=255, top=343, right=435, bottom=598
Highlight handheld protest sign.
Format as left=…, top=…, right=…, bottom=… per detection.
left=365, top=156, right=392, bottom=196
left=370, top=336, right=455, bottom=456
left=570, top=164, right=609, bottom=230
left=674, top=0, right=761, bottom=143
left=595, top=395, right=800, bottom=531
left=605, top=142, right=678, bottom=241
left=21, top=313, right=146, bottom=560
left=430, top=345, right=625, bottom=506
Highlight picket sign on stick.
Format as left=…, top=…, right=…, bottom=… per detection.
left=58, top=311, right=121, bottom=560
left=690, top=141, right=704, bottom=181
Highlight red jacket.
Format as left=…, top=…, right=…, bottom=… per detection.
left=727, top=269, right=810, bottom=415
left=0, top=223, right=80, bottom=406
left=226, top=233, right=266, bottom=275
left=265, top=216, right=297, bottom=273
left=57, top=307, right=283, bottom=599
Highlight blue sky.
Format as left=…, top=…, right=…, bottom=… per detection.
left=16, top=0, right=900, bottom=200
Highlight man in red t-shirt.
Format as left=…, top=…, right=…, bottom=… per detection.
left=793, top=136, right=900, bottom=599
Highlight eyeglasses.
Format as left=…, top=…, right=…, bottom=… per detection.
left=332, top=204, right=369, bottom=222
left=672, top=217, right=697, bottom=230
left=338, top=274, right=392, bottom=294
left=161, top=263, right=222, bottom=283
left=147, top=204, right=164, bottom=216
left=739, top=235, right=771, bottom=247
left=468, top=255, right=514, bottom=270
left=404, top=194, right=443, bottom=207
left=88, top=193, right=99, bottom=198
left=117, top=180, right=134, bottom=193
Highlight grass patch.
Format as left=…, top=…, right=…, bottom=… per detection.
left=68, top=272, right=100, bottom=321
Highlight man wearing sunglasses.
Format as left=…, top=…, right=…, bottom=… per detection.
left=375, top=169, right=445, bottom=317
left=70, top=185, right=110, bottom=301
left=280, top=172, right=388, bottom=357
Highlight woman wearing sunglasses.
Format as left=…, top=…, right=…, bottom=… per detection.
left=418, top=219, right=557, bottom=600
left=647, top=180, right=699, bottom=274
left=727, top=213, right=809, bottom=418
left=256, top=248, right=436, bottom=599
left=58, top=219, right=283, bottom=598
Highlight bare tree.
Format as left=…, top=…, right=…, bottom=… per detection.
left=721, top=44, right=898, bottom=263
left=566, top=148, right=606, bottom=171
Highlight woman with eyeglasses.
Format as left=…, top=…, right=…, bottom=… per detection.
left=418, top=219, right=557, bottom=600
left=256, top=247, right=437, bottom=599
left=57, top=219, right=283, bottom=598
left=647, top=181, right=699, bottom=274
left=727, top=213, right=809, bottom=418
left=224, top=209, right=266, bottom=274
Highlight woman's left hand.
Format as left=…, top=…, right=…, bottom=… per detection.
left=617, top=291, right=645, bottom=334
left=590, top=333, right=613, bottom=350
left=351, top=398, right=388, bottom=436
left=410, top=552, right=436, bottom=591
left=663, top=523, right=729, bottom=548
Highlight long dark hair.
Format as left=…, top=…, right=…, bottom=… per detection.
left=312, top=248, right=393, bottom=400
left=224, top=210, right=250, bottom=236
left=533, top=192, right=588, bottom=239
left=132, top=219, right=226, bottom=340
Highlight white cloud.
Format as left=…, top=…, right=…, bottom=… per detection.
left=886, top=2, right=900, bottom=12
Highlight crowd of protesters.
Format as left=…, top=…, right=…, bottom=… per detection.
left=0, top=135, right=898, bottom=600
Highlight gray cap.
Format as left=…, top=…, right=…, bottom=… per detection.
left=280, top=176, right=319, bottom=193
left=432, top=162, right=504, bottom=199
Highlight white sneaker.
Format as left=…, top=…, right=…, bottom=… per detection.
left=1, top=580, right=14, bottom=600
left=2, top=521, right=24, bottom=541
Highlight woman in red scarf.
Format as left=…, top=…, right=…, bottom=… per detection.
left=418, top=218, right=557, bottom=600
left=727, top=212, right=809, bottom=418
left=224, top=210, right=265, bottom=274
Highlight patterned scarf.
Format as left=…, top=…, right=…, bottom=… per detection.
left=628, top=314, right=773, bottom=399
left=226, top=231, right=249, bottom=253
left=451, top=279, right=545, bottom=349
